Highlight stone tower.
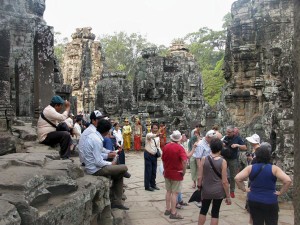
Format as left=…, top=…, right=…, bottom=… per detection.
left=61, top=27, right=104, bottom=113
left=134, top=41, right=205, bottom=133
left=223, top=0, right=294, bottom=172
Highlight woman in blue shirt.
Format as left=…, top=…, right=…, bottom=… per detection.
left=235, top=145, right=292, bottom=225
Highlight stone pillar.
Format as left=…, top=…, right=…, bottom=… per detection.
left=33, top=25, right=55, bottom=125
left=0, top=30, right=13, bottom=131
left=293, top=0, right=300, bottom=223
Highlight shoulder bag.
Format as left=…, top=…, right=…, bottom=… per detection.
left=207, top=156, right=222, bottom=179
left=41, top=111, right=70, bottom=133
left=153, top=138, right=161, bottom=158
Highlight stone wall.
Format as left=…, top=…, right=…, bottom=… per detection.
left=223, top=0, right=294, bottom=173
left=61, top=27, right=104, bottom=114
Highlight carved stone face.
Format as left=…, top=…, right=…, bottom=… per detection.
left=33, top=0, right=45, bottom=16
left=103, top=97, right=118, bottom=115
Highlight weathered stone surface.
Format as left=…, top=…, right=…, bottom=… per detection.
left=0, top=132, right=18, bottom=156
left=0, top=151, right=111, bottom=225
left=61, top=27, right=104, bottom=113
left=222, top=0, right=294, bottom=173
left=96, top=72, right=132, bottom=118
left=293, top=0, right=300, bottom=222
left=12, top=124, right=37, bottom=141
left=0, top=200, right=21, bottom=225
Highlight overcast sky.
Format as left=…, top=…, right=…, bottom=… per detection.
left=44, top=0, right=236, bottom=46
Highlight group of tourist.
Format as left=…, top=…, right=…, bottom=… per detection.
left=37, top=95, right=292, bottom=225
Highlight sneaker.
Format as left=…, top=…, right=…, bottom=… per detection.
left=230, top=192, right=235, bottom=198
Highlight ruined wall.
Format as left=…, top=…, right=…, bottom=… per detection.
left=61, top=27, right=104, bottom=114
left=223, top=0, right=294, bottom=172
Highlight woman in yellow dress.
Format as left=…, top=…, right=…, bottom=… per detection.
left=123, top=118, right=132, bottom=151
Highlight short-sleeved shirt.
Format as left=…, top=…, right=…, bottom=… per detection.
left=223, top=135, right=245, bottom=159
left=193, top=138, right=211, bottom=158
left=162, top=142, right=188, bottom=181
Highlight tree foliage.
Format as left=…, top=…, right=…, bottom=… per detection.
left=99, top=32, right=153, bottom=79
left=183, top=13, right=231, bottom=106
left=202, top=58, right=226, bottom=106
left=53, top=32, right=68, bottom=64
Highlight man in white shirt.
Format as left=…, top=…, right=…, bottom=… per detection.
left=79, top=118, right=129, bottom=210
left=37, top=95, right=72, bottom=159
left=144, top=122, right=161, bottom=191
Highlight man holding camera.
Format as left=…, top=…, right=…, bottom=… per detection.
left=144, top=122, right=161, bottom=191
left=222, top=126, right=246, bottom=198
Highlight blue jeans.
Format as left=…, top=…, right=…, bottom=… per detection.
left=177, top=192, right=182, bottom=203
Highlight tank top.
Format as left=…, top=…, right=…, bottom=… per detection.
left=248, top=163, right=277, bottom=204
left=202, top=156, right=225, bottom=199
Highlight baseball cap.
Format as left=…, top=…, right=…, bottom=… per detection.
left=246, top=134, right=260, bottom=144
left=51, top=95, right=65, bottom=104
left=90, top=110, right=104, bottom=120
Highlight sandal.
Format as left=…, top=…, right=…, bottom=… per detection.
left=179, top=201, right=189, bottom=206
left=169, top=212, right=184, bottom=219
left=176, top=204, right=183, bottom=209
left=164, top=209, right=171, bottom=216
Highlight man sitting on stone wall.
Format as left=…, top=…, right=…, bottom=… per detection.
left=79, top=118, right=129, bottom=210
left=78, top=110, right=117, bottom=164
left=37, top=95, right=72, bottom=159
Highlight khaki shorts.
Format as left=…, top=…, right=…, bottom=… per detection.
left=165, top=178, right=182, bottom=192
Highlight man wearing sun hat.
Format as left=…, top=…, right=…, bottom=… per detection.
left=162, top=130, right=188, bottom=219
left=37, top=95, right=72, bottom=159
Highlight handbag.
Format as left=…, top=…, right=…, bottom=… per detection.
left=41, top=111, right=70, bottom=132
left=188, top=188, right=202, bottom=203
left=153, top=138, right=161, bottom=158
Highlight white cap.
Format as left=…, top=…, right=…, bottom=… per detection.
left=246, top=134, right=260, bottom=144
left=206, top=130, right=216, bottom=138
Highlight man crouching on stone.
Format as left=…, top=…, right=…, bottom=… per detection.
left=37, top=95, right=72, bottom=159
left=79, top=118, right=129, bottom=210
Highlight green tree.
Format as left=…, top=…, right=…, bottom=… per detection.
left=202, top=58, right=226, bottom=106
left=183, top=13, right=231, bottom=106
left=53, top=32, right=68, bottom=64
left=99, top=32, right=152, bottom=79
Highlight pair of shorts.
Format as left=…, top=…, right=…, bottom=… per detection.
left=165, top=178, right=182, bottom=192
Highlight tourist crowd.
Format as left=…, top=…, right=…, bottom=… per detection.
left=37, top=95, right=292, bottom=225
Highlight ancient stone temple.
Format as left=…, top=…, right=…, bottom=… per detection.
left=132, top=41, right=205, bottom=133
left=223, top=0, right=294, bottom=172
left=61, top=27, right=104, bottom=114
